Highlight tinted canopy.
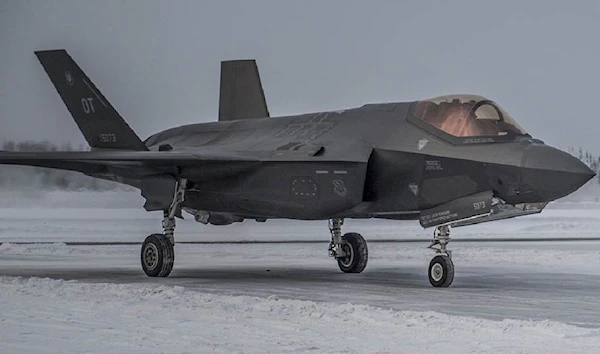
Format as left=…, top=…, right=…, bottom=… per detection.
left=412, top=95, right=526, bottom=138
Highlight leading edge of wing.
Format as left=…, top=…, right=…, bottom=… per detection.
left=0, top=150, right=259, bottom=165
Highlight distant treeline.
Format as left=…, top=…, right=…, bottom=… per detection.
left=0, top=140, right=130, bottom=191
left=567, top=147, right=600, bottom=175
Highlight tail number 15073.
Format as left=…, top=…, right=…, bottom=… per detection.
left=99, top=133, right=117, bottom=143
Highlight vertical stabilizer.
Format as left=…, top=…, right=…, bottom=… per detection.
left=35, top=49, right=147, bottom=150
left=218, top=60, right=269, bottom=121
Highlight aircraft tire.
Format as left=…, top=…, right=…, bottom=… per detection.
left=337, top=232, right=368, bottom=273
left=141, top=233, right=174, bottom=277
left=428, top=255, right=454, bottom=287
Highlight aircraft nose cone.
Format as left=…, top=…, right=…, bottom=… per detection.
left=520, top=145, right=596, bottom=202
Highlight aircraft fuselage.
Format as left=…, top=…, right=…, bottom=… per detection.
left=143, top=101, right=593, bottom=222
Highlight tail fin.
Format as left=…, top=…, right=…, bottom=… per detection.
left=218, top=59, right=269, bottom=121
left=35, top=49, right=148, bottom=151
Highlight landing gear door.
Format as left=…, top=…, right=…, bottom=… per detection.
left=419, top=190, right=493, bottom=228
left=140, top=174, right=178, bottom=212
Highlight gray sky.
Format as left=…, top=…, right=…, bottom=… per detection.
left=1, top=0, right=599, bottom=152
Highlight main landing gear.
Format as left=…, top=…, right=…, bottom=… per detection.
left=140, top=179, right=186, bottom=277
left=328, top=218, right=368, bottom=273
left=427, top=224, right=454, bottom=287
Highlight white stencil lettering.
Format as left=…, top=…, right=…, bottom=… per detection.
left=81, top=97, right=95, bottom=114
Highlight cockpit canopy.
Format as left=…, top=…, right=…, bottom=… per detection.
left=411, top=95, right=527, bottom=138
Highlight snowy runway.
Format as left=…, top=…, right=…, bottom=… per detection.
left=1, top=191, right=600, bottom=353
left=2, top=242, right=600, bottom=328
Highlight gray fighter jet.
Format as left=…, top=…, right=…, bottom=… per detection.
left=0, top=50, right=594, bottom=287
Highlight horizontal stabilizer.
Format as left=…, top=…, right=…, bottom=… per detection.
left=219, top=60, right=269, bottom=121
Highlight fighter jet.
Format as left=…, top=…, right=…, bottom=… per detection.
left=0, top=50, right=594, bottom=287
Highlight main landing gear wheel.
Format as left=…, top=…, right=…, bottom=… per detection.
left=328, top=218, right=368, bottom=274
left=337, top=233, right=368, bottom=273
left=141, top=233, right=174, bottom=277
left=428, top=255, right=454, bottom=287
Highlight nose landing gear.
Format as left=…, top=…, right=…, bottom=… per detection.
left=427, top=225, right=454, bottom=287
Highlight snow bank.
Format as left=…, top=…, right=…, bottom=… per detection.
left=0, top=276, right=598, bottom=354
left=0, top=243, right=101, bottom=255
left=0, top=190, right=143, bottom=209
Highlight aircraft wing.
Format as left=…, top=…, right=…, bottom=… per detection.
left=0, top=145, right=363, bottom=176
left=0, top=150, right=260, bottom=178
left=0, top=150, right=257, bottom=165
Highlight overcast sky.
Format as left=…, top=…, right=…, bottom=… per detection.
left=1, top=0, right=599, bottom=152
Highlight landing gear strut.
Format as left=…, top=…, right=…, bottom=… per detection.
left=328, top=218, right=368, bottom=273
left=427, top=225, right=454, bottom=287
left=140, top=178, right=186, bottom=277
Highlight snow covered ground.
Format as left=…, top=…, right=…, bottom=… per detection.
left=2, top=276, right=600, bottom=354
left=1, top=190, right=600, bottom=353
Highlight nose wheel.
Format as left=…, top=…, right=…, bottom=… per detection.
left=428, top=254, right=454, bottom=287
left=427, top=225, right=454, bottom=287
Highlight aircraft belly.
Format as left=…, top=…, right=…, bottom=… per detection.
left=183, top=161, right=368, bottom=219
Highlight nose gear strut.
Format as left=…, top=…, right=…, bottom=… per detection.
left=427, top=224, right=454, bottom=287
left=428, top=224, right=452, bottom=257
